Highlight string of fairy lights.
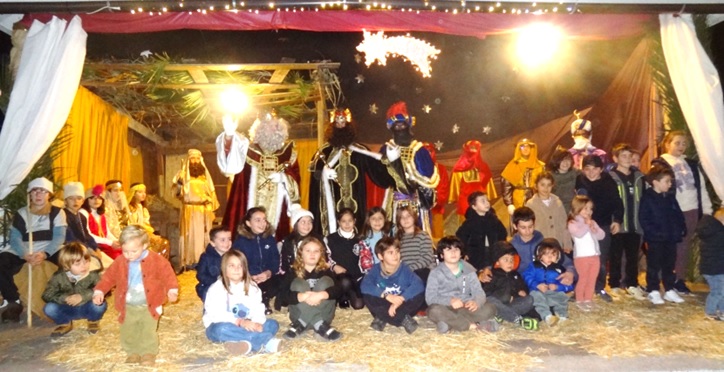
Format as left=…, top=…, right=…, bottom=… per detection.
left=126, top=1, right=575, bottom=16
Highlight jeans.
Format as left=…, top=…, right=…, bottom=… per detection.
left=530, top=290, right=569, bottom=318
left=363, top=293, right=424, bottom=327
left=206, top=319, right=279, bottom=352
left=595, top=225, right=612, bottom=293
left=43, top=301, right=107, bottom=325
left=646, top=241, right=676, bottom=292
left=486, top=296, right=534, bottom=323
left=703, top=274, right=723, bottom=316
left=609, top=232, right=641, bottom=288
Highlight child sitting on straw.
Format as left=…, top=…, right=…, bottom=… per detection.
left=483, top=241, right=537, bottom=330
left=203, top=250, right=282, bottom=355
left=425, top=236, right=499, bottom=334
left=278, top=236, right=343, bottom=341
left=522, top=238, right=573, bottom=327
left=92, top=225, right=178, bottom=367
left=697, top=207, right=724, bottom=321
left=196, top=226, right=233, bottom=302
left=42, top=242, right=107, bottom=337
left=360, top=237, right=425, bottom=334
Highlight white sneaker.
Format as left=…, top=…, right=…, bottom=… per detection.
left=663, top=290, right=685, bottom=303
left=264, top=338, right=283, bottom=353
left=545, top=315, right=559, bottom=326
left=648, top=291, right=664, bottom=305
left=627, top=286, right=647, bottom=301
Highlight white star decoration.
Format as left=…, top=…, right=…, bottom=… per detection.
left=355, top=74, right=365, bottom=84
left=354, top=53, right=363, bottom=64
left=140, top=50, right=152, bottom=58
left=434, top=140, right=444, bottom=151
left=369, top=103, right=378, bottom=114
left=356, top=31, right=441, bottom=78
left=452, top=124, right=460, bottom=134
left=483, top=126, right=492, bottom=135
left=422, top=105, right=431, bottom=114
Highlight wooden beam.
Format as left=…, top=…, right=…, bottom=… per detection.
left=81, top=81, right=301, bottom=90
left=85, top=62, right=341, bottom=72
left=128, top=118, right=169, bottom=147
left=269, top=69, right=290, bottom=84
left=187, top=68, right=209, bottom=84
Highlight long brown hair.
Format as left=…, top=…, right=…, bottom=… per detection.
left=291, top=236, right=329, bottom=279
left=659, top=130, right=688, bottom=155
left=238, top=206, right=275, bottom=238
left=361, top=206, right=391, bottom=238
left=221, top=250, right=252, bottom=296
left=395, top=205, right=421, bottom=240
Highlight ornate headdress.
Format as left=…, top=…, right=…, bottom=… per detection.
left=386, top=101, right=415, bottom=129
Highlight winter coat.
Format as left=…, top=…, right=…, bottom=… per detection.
left=360, top=263, right=424, bottom=301
left=232, top=233, right=279, bottom=276
left=426, top=260, right=487, bottom=307
left=42, top=269, right=102, bottom=305
left=483, top=268, right=528, bottom=304
left=638, top=188, right=686, bottom=243
left=522, top=261, right=574, bottom=293
left=455, top=207, right=507, bottom=270
left=575, top=172, right=624, bottom=228
left=196, top=244, right=222, bottom=301
left=696, top=215, right=724, bottom=276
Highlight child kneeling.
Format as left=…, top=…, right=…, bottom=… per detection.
left=203, top=250, right=282, bottom=355
left=361, top=237, right=425, bottom=334
left=522, top=238, right=573, bottom=326
left=42, top=242, right=107, bottom=337
left=426, top=236, right=499, bottom=333
left=278, top=236, right=343, bottom=341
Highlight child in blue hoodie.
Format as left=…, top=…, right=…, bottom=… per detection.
left=232, top=207, right=281, bottom=314
left=361, top=237, right=424, bottom=334
left=196, top=226, right=233, bottom=301
left=523, top=238, right=573, bottom=326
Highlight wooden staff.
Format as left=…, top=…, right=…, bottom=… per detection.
left=26, top=194, right=33, bottom=327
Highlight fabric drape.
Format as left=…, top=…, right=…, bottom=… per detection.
left=22, top=12, right=652, bottom=40
left=0, top=16, right=86, bottom=200
left=295, top=138, right=318, bottom=210
left=53, top=86, right=131, bottom=192
left=660, top=14, right=724, bottom=202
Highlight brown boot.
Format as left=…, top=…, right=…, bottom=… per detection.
left=140, top=354, right=156, bottom=366
left=87, top=320, right=101, bottom=334
left=51, top=323, right=73, bottom=337
left=124, top=354, right=141, bottom=364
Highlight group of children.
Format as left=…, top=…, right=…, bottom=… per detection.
left=4, top=131, right=722, bottom=365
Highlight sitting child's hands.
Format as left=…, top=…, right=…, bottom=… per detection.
left=463, top=300, right=478, bottom=312
left=304, top=292, right=324, bottom=306
left=537, top=284, right=548, bottom=293
left=386, top=294, right=404, bottom=307
left=548, top=284, right=558, bottom=291
left=333, top=265, right=347, bottom=274
left=450, top=298, right=464, bottom=309
left=477, top=268, right=492, bottom=283
left=518, top=290, right=527, bottom=297
left=388, top=302, right=400, bottom=317
left=92, top=292, right=104, bottom=305
left=65, top=294, right=83, bottom=306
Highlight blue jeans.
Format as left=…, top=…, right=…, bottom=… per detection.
left=205, top=319, right=279, bottom=351
left=703, top=274, right=723, bottom=316
left=43, top=301, right=107, bottom=325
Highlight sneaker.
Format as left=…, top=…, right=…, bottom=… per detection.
left=520, top=317, right=539, bottom=331
left=401, top=315, right=418, bottom=334
left=87, top=321, right=100, bottom=334
left=545, top=315, right=559, bottom=327
left=597, top=290, right=613, bottom=303
left=1, top=301, right=22, bottom=323
left=558, top=316, right=568, bottom=323
left=674, top=280, right=692, bottom=295
left=0, top=299, right=7, bottom=309
left=283, top=321, right=306, bottom=340
left=124, top=354, right=141, bottom=364
left=436, top=321, right=449, bottom=334
left=704, top=313, right=722, bottom=321
left=264, top=306, right=273, bottom=315
left=627, top=286, right=647, bottom=301
left=370, top=317, right=386, bottom=332
left=264, top=338, right=284, bottom=353
left=224, top=341, right=252, bottom=355
left=140, top=354, right=156, bottom=366
left=51, top=323, right=73, bottom=337
left=494, top=315, right=504, bottom=324
left=338, top=299, right=350, bottom=309
left=648, top=291, right=665, bottom=305
left=663, top=289, right=685, bottom=303
left=476, top=320, right=501, bottom=332
left=314, top=322, right=342, bottom=342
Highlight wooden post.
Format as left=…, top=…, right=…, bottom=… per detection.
left=315, top=69, right=327, bottom=147
left=26, top=196, right=33, bottom=327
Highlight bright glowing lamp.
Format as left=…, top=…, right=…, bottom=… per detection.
left=220, top=87, right=249, bottom=115
left=515, top=24, right=563, bottom=68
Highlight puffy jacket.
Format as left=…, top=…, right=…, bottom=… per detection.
left=522, top=261, right=574, bottom=293
left=638, top=188, right=686, bottom=243
left=455, top=207, right=507, bottom=270
left=696, top=214, right=724, bottom=276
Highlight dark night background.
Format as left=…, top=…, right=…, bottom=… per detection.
left=1, top=20, right=724, bottom=152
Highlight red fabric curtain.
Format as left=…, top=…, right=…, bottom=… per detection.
left=23, top=11, right=653, bottom=40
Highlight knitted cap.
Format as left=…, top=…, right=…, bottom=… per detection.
left=289, top=203, right=314, bottom=228
left=27, top=177, right=53, bottom=193
left=63, top=182, right=85, bottom=199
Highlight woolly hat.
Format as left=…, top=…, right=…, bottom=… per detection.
left=63, top=182, right=85, bottom=199
left=570, top=118, right=591, bottom=135
left=288, top=203, right=314, bottom=228
left=491, top=241, right=520, bottom=270
left=27, top=177, right=53, bottom=193
left=86, top=184, right=105, bottom=199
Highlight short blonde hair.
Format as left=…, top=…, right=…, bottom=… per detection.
left=119, top=224, right=150, bottom=246
left=58, top=242, right=91, bottom=271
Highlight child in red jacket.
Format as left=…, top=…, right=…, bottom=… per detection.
left=93, top=225, right=178, bottom=366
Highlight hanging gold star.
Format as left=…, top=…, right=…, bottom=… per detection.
left=355, top=74, right=365, bottom=84
left=434, top=140, right=444, bottom=150
left=422, top=105, right=432, bottom=114
left=452, top=124, right=460, bottom=133
left=369, top=103, right=378, bottom=114
left=483, top=126, right=492, bottom=135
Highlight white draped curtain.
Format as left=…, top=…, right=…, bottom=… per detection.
left=660, top=14, right=724, bottom=202
left=0, top=16, right=87, bottom=200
